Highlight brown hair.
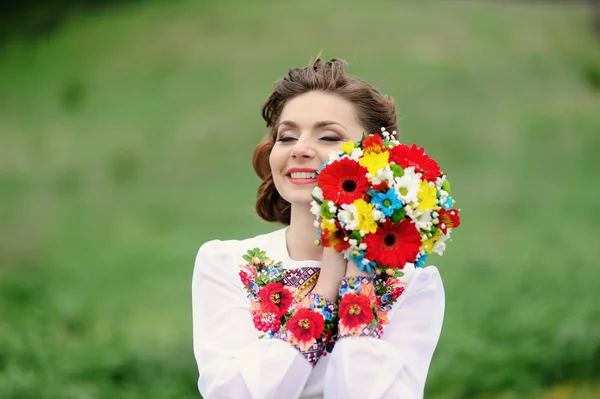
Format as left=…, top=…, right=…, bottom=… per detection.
left=253, top=57, right=399, bottom=225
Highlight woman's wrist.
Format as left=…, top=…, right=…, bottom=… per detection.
left=311, top=248, right=347, bottom=302
left=345, top=258, right=372, bottom=278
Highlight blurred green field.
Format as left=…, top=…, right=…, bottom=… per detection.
left=1, top=0, right=600, bottom=398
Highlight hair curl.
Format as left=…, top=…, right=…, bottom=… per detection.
left=253, top=58, right=399, bottom=225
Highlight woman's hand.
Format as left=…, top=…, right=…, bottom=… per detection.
left=311, top=247, right=347, bottom=302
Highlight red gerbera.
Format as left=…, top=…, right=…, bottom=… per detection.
left=321, top=221, right=351, bottom=252
left=362, top=134, right=384, bottom=153
left=258, top=282, right=293, bottom=318
left=437, top=208, right=461, bottom=234
left=363, top=220, right=422, bottom=269
left=339, top=293, right=374, bottom=329
left=390, top=144, right=441, bottom=181
left=318, top=158, right=369, bottom=205
left=371, top=181, right=389, bottom=193
left=287, top=308, right=325, bottom=343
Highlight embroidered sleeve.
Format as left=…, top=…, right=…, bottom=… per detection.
left=239, top=248, right=337, bottom=366
left=337, top=276, right=380, bottom=339
left=272, top=293, right=338, bottom=365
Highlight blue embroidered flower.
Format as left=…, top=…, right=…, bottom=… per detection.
left=249, top=281, right=260, bottom=294
left=380, top=292, right=392, bottom=305
left=322, top=306, right=334, bottom=321
left=265, top=266, right=282, bottom=280
left=371, top=188, right=403, bottom=217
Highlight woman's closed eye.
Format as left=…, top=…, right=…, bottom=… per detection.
left=276, top=136, right=296, bottom=142
left=320, top=136, right=342, bottom=142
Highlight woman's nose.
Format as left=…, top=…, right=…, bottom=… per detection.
left=290, top=137, right=316, bottom=159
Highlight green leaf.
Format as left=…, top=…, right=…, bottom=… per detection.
left=391, top=208, right=406, bottom=223
left=257, top=274, right=270, bottom=286
left=428, top=225, right=439, bottom=237
left=350, top=231, right=362, bottom=241
left=321, top=201, right=335, bottom=219
left=442, top=180, right=451, bottom=194
left=312, top=195, right=323, bottom=205
left=394, top=270, right=405, bottom=278
left=390, top=164, right=404, bottom=178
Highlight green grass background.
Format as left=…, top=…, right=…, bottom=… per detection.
left=1, top=0, right=600, bottom=398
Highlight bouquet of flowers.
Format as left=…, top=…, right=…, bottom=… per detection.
left=310, top=128, right=461, bottom=273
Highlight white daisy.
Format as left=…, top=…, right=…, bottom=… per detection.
left=310, top=200, right=321, bottom=217
left=371, top=166, right=394, bottom=186
left=349, top=147, right=364, bottom=161
left=432, top=238, right=446, bottom=255
left=312, top=186, right=324, bottom=201
left=406, top=207, right=433, bottom=230
left=393, top=166, right=421, bottom=204
left=337, top=203, right=359, bottom=231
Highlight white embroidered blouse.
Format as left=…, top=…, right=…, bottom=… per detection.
left=191, top=227, right=445, bottom=399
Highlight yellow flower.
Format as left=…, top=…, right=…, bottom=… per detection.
left=359, top=151, right=389, bottom=176
left=417, top=181, right=440, bottom=212
left=421, top=234, right=440, bottom=254
left=340, top=140, right=355, bottom=155
left=321, top=218, right=336, bottom=232
left=354, top=199, right=378, bottom=234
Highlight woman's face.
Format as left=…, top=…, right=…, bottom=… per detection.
left=269, top=90, right=366, bottom=207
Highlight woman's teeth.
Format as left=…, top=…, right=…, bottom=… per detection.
left=290, top=172, right=317, bottom=179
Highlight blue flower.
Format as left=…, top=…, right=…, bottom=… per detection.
left=415, top=253, right=429, bottom=268
left=442, top=197, right=453, bottom=210
left=380, top=292, right=392, bottom=305
left=249, top=281, right=260, bottom=294
left=322, top=306, right=334, bottom=321
left=349, top=252, right=377, bottom=274
left=265, top=266, right=281, bottom=280
left=317, top=161, right=328, bottom=175
left=371, top=188, right=403, bottom=217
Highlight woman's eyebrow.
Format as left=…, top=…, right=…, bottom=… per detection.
left=276, top=120, right=347, bottom=131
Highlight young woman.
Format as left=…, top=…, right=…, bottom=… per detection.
left=192, top=58, right=445, bottom=399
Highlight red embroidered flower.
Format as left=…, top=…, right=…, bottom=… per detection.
left=363, top=220, right=422, bottom=269
left=390, top=286, right=405, bottom=301
left=339, top=293, right=374, bottom=329
left=252, top=312, right=282, bottom=333
left=362, top=134, right=385, bottom=153
left=318, top=158, right=369, bottom=205
left=390, top=144, right=441, bottom=182
left=258, top=282, right=293, bottom=318
left=239, top=270, right=253, bottom=287
left=287, top=308, right=325, bottom=343
left=437, top=208, right=461, bottom=234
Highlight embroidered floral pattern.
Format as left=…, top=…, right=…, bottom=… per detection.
left=338, top=266, right=409, bottom=339
left=239, top=248, right=336, bottom=365
left=339, top=276, right=380, bottom=338
left=258, top=282, right=294, bottom=317
left=239, top=247, right=412, bottom=363
left=373, top=266, right=408, bottom=335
